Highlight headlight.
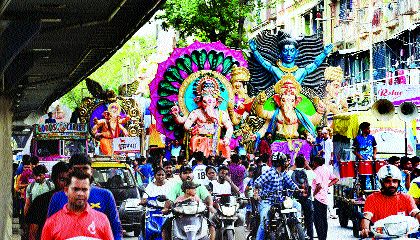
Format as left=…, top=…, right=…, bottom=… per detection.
left=283, top=197, right=293, bottom=209
left=124, top=198, right=142, bottom=208
left=221, top=206, right=237, bottom=217
left=183, top=205, right=197, bottom=214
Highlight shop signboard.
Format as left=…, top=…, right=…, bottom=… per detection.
left=377, top=84, right=420, bottom=106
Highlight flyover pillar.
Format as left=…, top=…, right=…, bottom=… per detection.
left=0, top=93, right=13, bottom=239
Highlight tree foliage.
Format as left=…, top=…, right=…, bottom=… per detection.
left=158, top=0, right=262, bottom=48
left=60, top=35, right=157, bottom=110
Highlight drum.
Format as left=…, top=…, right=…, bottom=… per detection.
left=339, top=161, right=355, bottom=178
left=374, top=160, right=386, bottom=173
left=358, top=160, right=373, bottom=175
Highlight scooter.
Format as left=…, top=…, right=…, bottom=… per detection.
left=213, top=194, right=244, bottom=240
left=369, top=215, right=419, bottom=238
left=171, top=198, right=210, bottom=240
left=138, top=195, right=168, bottom=240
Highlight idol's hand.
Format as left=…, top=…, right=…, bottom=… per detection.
left=171, top=105, right=180, bottom=115
left=249, top=39, right=257, bottom=51
left=324, top=44, right=334, bottom=55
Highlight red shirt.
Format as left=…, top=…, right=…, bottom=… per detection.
left=364, top=192, right=417, bottom=223
left=42, top=204, right=114, bottom=240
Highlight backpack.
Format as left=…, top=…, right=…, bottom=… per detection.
left=27, top=180, right=53, bottom=202
left=291, top=170, right=311, bottom=199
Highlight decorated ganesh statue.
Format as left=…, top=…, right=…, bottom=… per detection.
left=149, top=41, right=250, bottom=159
left=244, top=30, right=337, bottom=162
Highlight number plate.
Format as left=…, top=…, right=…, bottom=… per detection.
left=183, top=225, right=198, bottom=232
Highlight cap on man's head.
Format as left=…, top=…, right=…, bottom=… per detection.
left=181, top=181, right=199, bottom=191
left=180, top=165, right=193, bottom=173
left=32, top=165, right=48, bottom=176
left=69, top=153, right=91, bottom=167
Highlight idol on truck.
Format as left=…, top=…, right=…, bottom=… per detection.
left=78, top=78, right=146, bottom=236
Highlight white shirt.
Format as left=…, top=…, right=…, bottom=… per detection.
left=210, top=180, right=232, bottom=195
left=192, top=164, right=208, bottom=186
left=143, top=182, right=170, bottom=198
left=322, top=138, right=333, bottom=165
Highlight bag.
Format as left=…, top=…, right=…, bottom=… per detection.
left=27, top=180, right=53, bottom=202
left=291, top=170, right=311, bottom=199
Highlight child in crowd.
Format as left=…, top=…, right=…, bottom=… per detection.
left=175, top=181, right=201, bottom=203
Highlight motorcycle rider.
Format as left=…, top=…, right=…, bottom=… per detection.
left=360, top=164, right=420, bottom=238
left=162, top=165, right=216, bottom=240
left=209, top=165, right=240, bottom=195
left=253, top=152, right=300, bottom=240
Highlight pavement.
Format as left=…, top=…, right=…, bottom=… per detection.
left=12, top=216, right=355, bottom=240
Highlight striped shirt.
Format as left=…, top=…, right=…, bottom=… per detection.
left=254, top=167, right=298, bottom=203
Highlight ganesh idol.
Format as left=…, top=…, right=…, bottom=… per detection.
left=171, top=75, right=234, bottom=158
left=92, top=102, right=130, bottom=155
left=254, top=73, right=325, bottom=139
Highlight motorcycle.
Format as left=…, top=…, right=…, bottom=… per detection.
left=171, top=198, right=210, bottom=240
left=367, top=215, right=419, bottom=239
left=138, top=195, right=168, bottom=240
left=213, top=194, right=246, bottom=240
left=264, top=189, right=306, bottom=240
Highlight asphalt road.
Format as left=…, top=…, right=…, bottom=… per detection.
left=122, top=217, right=355, bottom=240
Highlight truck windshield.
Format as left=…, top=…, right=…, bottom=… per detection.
left=36, top=140, right=59, bottom=157
left=63, top=140, right=86, bottom=156
left=92, top=168, right=136, bottom=188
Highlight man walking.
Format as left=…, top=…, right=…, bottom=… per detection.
left=48, top=153, right=122, bottom=239
left=312, top=156, right=339, bottom=240
left=26, top=162, right=69, bottom=240
left=41, top=170, right=113, bottom=239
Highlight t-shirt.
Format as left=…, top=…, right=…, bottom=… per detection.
left=287, top=168, right=316, bottom=200
left=42, top=204, right=113, bottom=240
left=144, top=182, right=170, bottom=198
left=167, top=181, right=210, bottom=202
left=139, top=163, right=154, bottom=184
left=26, top=180, right=54, bottom=202
left=364, top=192, right=418, bottom=223
left=26, top=190, right=55, bottom=239
left=47, top=186, right=122, bottom=240
left=175, top=195, right=201, bottom=203
left=313, top=165, right=337, bottom=205
left=408, top=177, right=420, bottom=200
left=192, top=164, right=208, bottom=186
left=228, top=163, right=246, bottom=193
left=210, top=180, right=232, bottom=195
left=353, top=134, right=377, bottom=160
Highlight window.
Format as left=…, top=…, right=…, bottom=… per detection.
left=92, top=167, right=136, bottom=188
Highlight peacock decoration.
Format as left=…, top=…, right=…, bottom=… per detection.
left=149, top=41, right=248, bottom=140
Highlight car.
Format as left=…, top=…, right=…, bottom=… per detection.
left=91, top=160, right=143, bottom=236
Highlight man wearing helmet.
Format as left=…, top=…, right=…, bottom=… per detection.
left=253, top=152, right=300, bottom=240
left=360, top=164, right=420, bottom=238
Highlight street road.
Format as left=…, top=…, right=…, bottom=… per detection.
left=122, top=217, right=355, bottom=239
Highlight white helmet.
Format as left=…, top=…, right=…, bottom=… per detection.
left=377, top=164, right=402, bottom=182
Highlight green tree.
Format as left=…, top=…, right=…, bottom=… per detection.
left=60, top=35, right=157, bottom=110
left=158, top=0, right=263, bottom=48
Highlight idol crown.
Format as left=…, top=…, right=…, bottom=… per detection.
left=231, top=66, right=250, bottom=84
left=324, top=66, right=343, bottom=81
left=274, top=73, right=301, bottom=94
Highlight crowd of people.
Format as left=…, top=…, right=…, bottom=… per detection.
left=11, top=121, right=420, bottom=240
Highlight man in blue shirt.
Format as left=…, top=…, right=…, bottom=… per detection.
left=47, top=154, right=122, bottom=239
left=253, top=152, right=300, bottom=240
left=353, top=122, right=377, bottom=190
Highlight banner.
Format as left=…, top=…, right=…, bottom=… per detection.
left=113, top=137, right=141, bottom=153
left=377, top=85, right=420, bottom=105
